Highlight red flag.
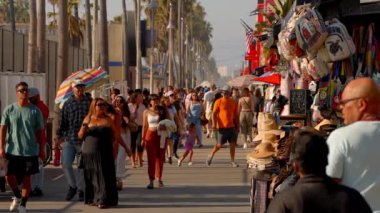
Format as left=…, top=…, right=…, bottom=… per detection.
left=245, top=29, right=256, bottom=54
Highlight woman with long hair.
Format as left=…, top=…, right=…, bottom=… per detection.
left=113, top=95, right=132, bottom=190
left=161, top=96, right=180, bottom=164
left=78, top=98, right=119, bottom=208
left=142, top=94, right=168, bottom=189
left=128, top=93, right=146, bottom=168
left=186, top=92, right=203, bottom=147
left=238, top=87, right=255, bottom=149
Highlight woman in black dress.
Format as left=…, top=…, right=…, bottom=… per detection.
left=78, top=98, right=119, bottom=208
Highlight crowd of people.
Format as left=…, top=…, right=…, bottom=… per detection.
left=0, top=77, right=379, bottom=212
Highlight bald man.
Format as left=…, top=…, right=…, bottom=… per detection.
left=326, top=78, right=380, bottom=212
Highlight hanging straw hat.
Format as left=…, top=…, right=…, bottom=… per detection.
left=247, top=142, right=276, bottom=159
left=314, top=119, right=337, bottom=131
left=253, top=113, right=284, bottom=142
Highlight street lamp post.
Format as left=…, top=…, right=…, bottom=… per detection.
left=149, top=0, right=156, bottom=93
left=184, top=24, right=189, bottom=88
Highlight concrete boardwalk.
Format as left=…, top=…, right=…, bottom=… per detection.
left=0, top=135, right=253, bottom=213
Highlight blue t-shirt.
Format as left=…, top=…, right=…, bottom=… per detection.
left=1, top=103, right=44, bottom=156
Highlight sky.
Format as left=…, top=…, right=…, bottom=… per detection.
left=106, top=0, right=257, bottom=75
left=48, top=0, right=257, bottom=76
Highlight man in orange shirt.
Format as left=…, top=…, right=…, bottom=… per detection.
left=206, top=85, right=240, bottom=167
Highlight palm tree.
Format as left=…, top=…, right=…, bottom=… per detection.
left=84, top=0, right=92, bottom=67
left=57, top=0, right=68, bottom=84
left=122, top=0, right=129, bottom=82
left=134, top=0, right=142, bottom=89
left=37, top=0, right=46, bottom=73
left=27, top=0, right=37, bottom=74
left=9, top=0, right=16, bottom=31
left=99, top=0, right=108, bottom=71
left=92, top=0, right=99, bottom=66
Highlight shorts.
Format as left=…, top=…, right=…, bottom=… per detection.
left=216, top=128, right=238, bottom=145
left=6, top=154, right=39, bottom=177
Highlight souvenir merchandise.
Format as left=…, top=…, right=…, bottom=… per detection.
left=295, top=7, right=328, bottom=52
left=253, top=113, right=284, bottom=142
left=307, top=57, right=330, bottom=80
left=325, top=19, right=356, bottom=61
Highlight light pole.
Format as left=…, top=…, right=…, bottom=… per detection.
left=167, top=2, right=175, bottom=86
left=149, top=0, right=156, bottom=93
left=184, top=24, right=189, bottom=88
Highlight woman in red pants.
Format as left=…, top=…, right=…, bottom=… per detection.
left=142, top=94, right=168, bottom=189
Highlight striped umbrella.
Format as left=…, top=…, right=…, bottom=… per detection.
left=55, top=67, right=109, bottom=104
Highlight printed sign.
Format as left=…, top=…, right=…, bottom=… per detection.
left=289, top=89, right=307, bottom=115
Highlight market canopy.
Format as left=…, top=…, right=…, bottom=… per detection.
left=252, top=72, right=281, bottom=85
left=228, top=74, right=258, bottom=88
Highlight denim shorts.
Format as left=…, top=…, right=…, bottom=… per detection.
left=216, top=128, right=238, bottom=145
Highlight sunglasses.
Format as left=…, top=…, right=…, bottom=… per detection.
left=96, top=103, right=107, bottom=107
left=17, top=88, right=28, bottom=93
left=338, top=97, right=364, bottom=106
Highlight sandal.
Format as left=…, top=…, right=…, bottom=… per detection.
left=98, top=204, right=107, bottom=209
left=158, top=180, right=164, bottom=188
left=146, top=182, right=154, bottom=189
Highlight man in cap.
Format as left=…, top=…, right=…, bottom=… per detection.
left=56, top=79, right=91, bottom=201
left=28, top=87, right=49, bottom=197
left=0, top=82, right=45, bottom=212
left=326, top=77, right=380, bottom=211
left=267, top=129, right=372, bottom=212
left=206, top=85, right=240, bottom=167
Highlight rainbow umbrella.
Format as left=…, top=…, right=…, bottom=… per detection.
left=55, top=67, right=109, bottom=104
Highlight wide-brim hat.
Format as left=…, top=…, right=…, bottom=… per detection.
left=253, top=113, right=284, bottom=142
left=247, top=142, right=276, bottom=159
left=314, top=119, right=337, bottom=131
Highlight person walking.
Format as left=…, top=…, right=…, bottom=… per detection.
left=161, top=95, right=180, bottom=164
left=267, top=129, right=372, bottom=212
left=0, top=82, right=45, bottom=213
left=238, top=87, right=255, bottom=149
left=113, top=95, right=131, bottom=190
left=206, top=85, right=240, bottom=167
left=128, top=93, right=146, bottom=168
left=203, top=84, right=217, bottom=138
left=28, top=88, right=49, bottom=197
left=56, top=79, right=91, bottom=201
left=186, top=92, right=203, bottom=148
left=326, top=77, right=380, bottom=211
left=78, top=98, right=119, bottom=209
left=142, top=94, right=169, bottom=189
left=177, top=123, right=198, bottom=167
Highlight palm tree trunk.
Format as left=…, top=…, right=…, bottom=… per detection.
left=37, top=0, right=46, bottom=73
left=122, top=0, right=129, bottom=82
left=27, top=0, right=37, bottom=74
left=85, top=0, right=92, bottom=67
left=9, top=0, right=16, bottom=31
left=57, top=0, right=68, bottom=84
left=134, top=0, right=142, bottom=89
left=99, top=0, right=109, bottom=71
left=92, top=0, right=99, bottom=66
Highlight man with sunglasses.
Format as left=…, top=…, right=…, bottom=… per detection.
left=0, top=82, right=45, bottom=212
left=326, top=77, right=380, bottom=211
left=56, top=79, right=91, bottom=201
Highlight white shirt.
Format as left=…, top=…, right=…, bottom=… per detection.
left=326, top=121, right=380, bottom=212
left=128, top=103, right=146, bottom=126
left=203, top=90, right=216, bottom=113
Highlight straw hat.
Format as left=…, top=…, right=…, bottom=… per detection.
left=261, top=133, right=280, bottom=144
left=247, top=142, right=276, bottom=159
left=314, top=119, right=337, bottom=131
left=253, top=113, right=284, bottom=142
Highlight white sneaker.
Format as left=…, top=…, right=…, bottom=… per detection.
left=10, top=197, right=20, bottom=212
left=188, top=162, right=193, bottom=166
left=231, top=162, right=239, bottom=168
left=243, top=143, right=248, bottom=149
left=18, top=205, right=27, bottom=213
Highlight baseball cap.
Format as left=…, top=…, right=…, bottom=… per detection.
left=28, top=87, right=39, bottom=97
left=71, top=79, right=85, bottom=88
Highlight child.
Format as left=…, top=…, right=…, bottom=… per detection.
left=178, top=123, right=198, bottom=166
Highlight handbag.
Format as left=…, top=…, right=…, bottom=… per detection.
left=200, top=114, right=209, bottom=125
left=129, top=104, right=139, bottom=132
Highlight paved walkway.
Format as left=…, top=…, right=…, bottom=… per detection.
left=0, top=134, right=253, bottom=213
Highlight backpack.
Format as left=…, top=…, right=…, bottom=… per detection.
left=295, top=8, right=328, bottom=52
left=307, top=57, right=330, bottom=81
left=325, top=19, right=356, bottom=61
